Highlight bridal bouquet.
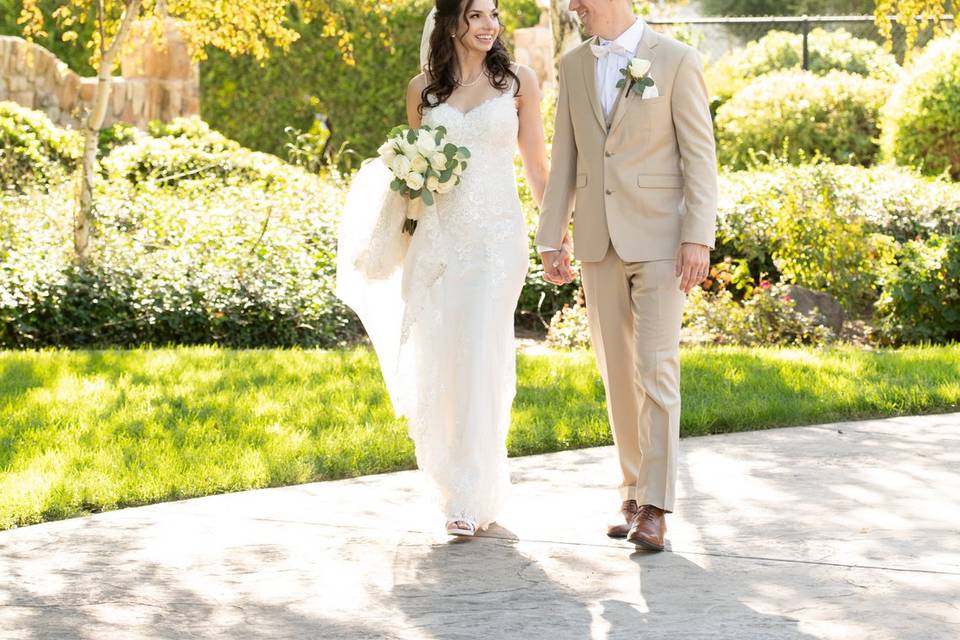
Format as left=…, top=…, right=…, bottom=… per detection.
left=378, top=125, right=471, bottom=234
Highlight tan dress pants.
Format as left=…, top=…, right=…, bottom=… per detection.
left=580, top=242, right=686, bottom=513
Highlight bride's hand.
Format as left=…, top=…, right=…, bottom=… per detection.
left=540, top=250, right=566, bottom=285
left=541, top=249, right=576, bottom=285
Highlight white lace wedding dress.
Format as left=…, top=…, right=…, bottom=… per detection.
left=336, top=89, right=528, bottom=530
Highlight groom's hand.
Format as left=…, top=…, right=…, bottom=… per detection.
left=541, top=250, right=566, bottom=285
left=559, top=233, right=577, bottom=282
left=676, top=242, right=710, bottom=294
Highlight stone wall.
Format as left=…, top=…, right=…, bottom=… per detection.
left=0, top=18, right=199, bottom=130
left=513, top=12, right=556, bottom=93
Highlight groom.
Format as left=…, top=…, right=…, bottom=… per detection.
left=536, top=0, right=717, bottom=551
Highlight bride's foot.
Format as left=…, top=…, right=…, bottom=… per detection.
left=445, top=519, right=476, bottom=537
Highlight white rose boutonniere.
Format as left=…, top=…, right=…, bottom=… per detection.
left=617, top=57, right=655, bottom=98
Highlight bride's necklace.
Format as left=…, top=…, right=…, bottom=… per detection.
left=456, top=68, right=486, bottom=87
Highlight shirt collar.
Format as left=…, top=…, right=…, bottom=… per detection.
left=598, top=16, right=645, bottom=53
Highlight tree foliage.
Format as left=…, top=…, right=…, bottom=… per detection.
left=874, top=0, right=953, bottom=58
left=13, top=0, right=390, bottom=67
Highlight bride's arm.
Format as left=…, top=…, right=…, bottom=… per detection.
left=406, top=74, right=426, bottom=129
left=515, top=65, right=549, bottom=209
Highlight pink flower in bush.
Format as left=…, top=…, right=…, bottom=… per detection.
left=759, top=280, right=772, bottom=289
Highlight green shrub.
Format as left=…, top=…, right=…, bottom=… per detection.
left=873, top=233, right=960, bottom=345
left=769, top=181, right=897, bottom=312
left=880, top=34, right=960, bottom=180
left=706, top=28, right=900, bottom=106
left=718, top=162, right=960, bottom=255
left=499, top=0, right=543, bottom=34
left=0, top=101, right=82, bottom=190
left=0, top=118, right=361, bottom=348
left=715, top=70, right=890, bottom=169
left=100, top=116, right=287, bottom=187
left=716, top=162, right=960, bottom=312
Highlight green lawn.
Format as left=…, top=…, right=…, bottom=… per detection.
left=1, top=344, right=958, bottom=530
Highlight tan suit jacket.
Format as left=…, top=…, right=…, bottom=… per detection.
left=536, top=27, right=718, bottom=262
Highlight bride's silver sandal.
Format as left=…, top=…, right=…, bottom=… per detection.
left=445, top=518, right=477, bottom=537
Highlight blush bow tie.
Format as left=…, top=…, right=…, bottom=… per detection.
left=590, top=41, right=631, bottom=59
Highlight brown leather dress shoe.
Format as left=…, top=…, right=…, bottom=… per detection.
left=627, top=504, right=666, bottom=551
left=606, top=499, right=639, bottom=538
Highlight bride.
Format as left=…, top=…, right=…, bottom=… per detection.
left=336, top=0, right=572, bottom=536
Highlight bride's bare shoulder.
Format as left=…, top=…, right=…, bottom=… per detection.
left=408, top=73, right=429, bottom=95
left=512, top=64, right=538, bottom=86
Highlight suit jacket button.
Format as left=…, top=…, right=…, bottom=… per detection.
left=605, top=151, right=613, bottom=157
left=605, top=188, right=613, bottom=195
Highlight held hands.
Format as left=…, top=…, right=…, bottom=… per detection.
left=541, top=233, right=576, bottom=285
left=676, top=242, right=711, bottom=293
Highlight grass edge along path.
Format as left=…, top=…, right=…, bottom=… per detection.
left=1, top=344, right=958, bottom=530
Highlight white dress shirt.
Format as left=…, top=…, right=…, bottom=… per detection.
left=538, top=17, right=645, bottom=254
left=595, top=17, right=645, bottom=117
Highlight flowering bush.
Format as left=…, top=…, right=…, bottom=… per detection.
left=684, top=277, right=836, bottom=347
left=546, top=289, right=592, bottom=350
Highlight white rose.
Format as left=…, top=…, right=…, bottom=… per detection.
left=401, top=140, right=419, bottom=159
left=391, top=154, right=412, bottom=178
left=410, top=155, right=429, bottom=174
left=437, top=178, right=456, bottom=194
left=378, top=141, right=397, bottom=164
left=426, top=175, right=440, bottom=192
left=430, top=152, right=448, bottom=171
left=405, top=172, right=425, bottom=191
left=630, top=58, right=651, bottom=78
left=453, top=162, right=464, bottom=176
left=416, top=129, right=437, bottom=154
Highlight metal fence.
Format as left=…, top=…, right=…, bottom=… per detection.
left=644, top=15, right=956, bottom=66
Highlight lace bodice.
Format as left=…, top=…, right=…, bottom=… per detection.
left=422, top=92, right=522, bottom=220
left=420, top=91, right=525, bottom=280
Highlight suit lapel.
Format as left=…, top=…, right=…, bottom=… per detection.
left=608, top=26, right=659, bottom=134
left=580, top=38, right=607, bottom=132
left=605, top=67, right=632, bottom=129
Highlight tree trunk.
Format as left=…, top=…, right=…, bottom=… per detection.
left=74, top=0, right=142, bottom=263
left=550, top=0, right=581, bottom=70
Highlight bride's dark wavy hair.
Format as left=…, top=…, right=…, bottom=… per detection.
left=420, top=0, right=520, bottom=115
